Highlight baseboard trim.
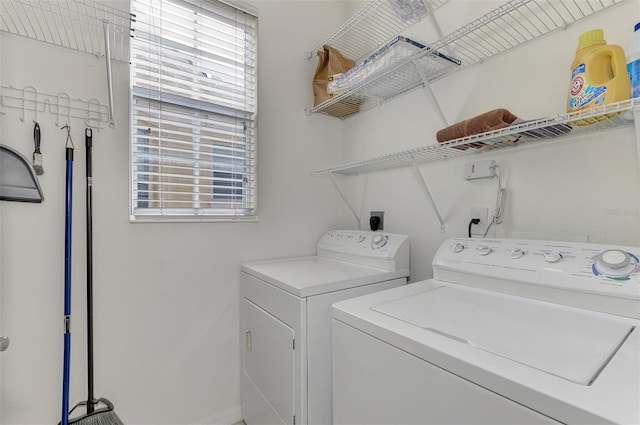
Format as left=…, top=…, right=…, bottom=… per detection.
left=192, top=405, right=243, bottom=425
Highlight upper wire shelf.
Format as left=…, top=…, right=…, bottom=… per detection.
left=308, top=0, right=626, bottom=118
left=0, top=0, right=132, bottom=62
left=313, top=99, right=640, bottom=176
left=307, top=0, right=449, bottom=63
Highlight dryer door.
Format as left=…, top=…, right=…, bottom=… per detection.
left=242, top=298, right=295, bottom=425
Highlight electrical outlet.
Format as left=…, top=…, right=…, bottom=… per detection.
left=464, top=160, right=497, bottom=180
left=470, top=207, right=489, bottom=236
left=370, top=211, right=384, bottom=231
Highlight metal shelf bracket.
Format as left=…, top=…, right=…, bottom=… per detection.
left=411, top=161, right=445, bottom=232
left=412, top=58, right=449, bottom=127
left=329, top=173, right=362, bottom=230
left=413, top=1, right=449, bottom=127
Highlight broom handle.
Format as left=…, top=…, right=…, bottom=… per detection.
left=62, top=147, right=74, bottom=425
left=85, top=128, right=95, bottom=414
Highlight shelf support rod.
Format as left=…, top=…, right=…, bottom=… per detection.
left=423, top=0, right=446, bottom=40
left=421, top=0, right=454, bottom=124
left=102, top=20, right=116, bottom=128
left=411, top=161, right=445, bottom=232
left=329, top=173, right=361, bottom=229
left=412, top=59, right=449, bottom=126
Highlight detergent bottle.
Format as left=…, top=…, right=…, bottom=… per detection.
left=625, top=22, right=640, bottom=99
left=567, top=29, right=630, bottom=116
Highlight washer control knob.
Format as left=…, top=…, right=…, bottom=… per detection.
left=592, top=250, right=637, bottom=278
left=544, top=251, right=563, bottom=263
left=510, top=248, right=524, bottom=259
left=451, top=242, right=465, bottom=253
left=371, top=234, right=388, bottom=249
left=600, top=250, right=630, bottom=269
left=476, top=245, right=492, bottom=256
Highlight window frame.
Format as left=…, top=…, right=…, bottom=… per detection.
left=129, top=0, right=258, bottom=223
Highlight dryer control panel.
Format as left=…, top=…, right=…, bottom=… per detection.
left=433, top=238, right=640, bottom=318
left=317, top=230, right=410, bottom=272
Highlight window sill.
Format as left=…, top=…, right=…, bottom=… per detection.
left=129, top=215, right=259, bottom=224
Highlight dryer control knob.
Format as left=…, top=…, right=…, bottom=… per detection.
left=476, top=245, right=492, bottom=256
left=371, top=234, right=388, bottom=249
left=544, top=252, right=563, bottom=263
left=600, top=250, right=630, bottom=269
left=510, top=248, right=524, bottom=259
left=451, top=242, right=464, bottom=253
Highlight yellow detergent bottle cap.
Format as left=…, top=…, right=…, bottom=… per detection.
left=577, top=29, right=606, bottom=50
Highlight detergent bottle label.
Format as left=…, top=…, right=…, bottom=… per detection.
left=628, top=59, right=640, bottom=98
left=568, top=63, right=608, bottom=110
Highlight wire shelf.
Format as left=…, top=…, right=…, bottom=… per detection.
left=308, top=0, right=449, bottom=63
left=0, top=0, right=132, bottom=62
left=313, top=99, right=640, bottom=176
left=309, top=0, right=626, bottom=118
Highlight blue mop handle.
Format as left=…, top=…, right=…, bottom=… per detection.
left=62, top=147, right=73, bottom=425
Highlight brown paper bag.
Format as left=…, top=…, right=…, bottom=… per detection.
left=313, top=45, right=360, bottom=117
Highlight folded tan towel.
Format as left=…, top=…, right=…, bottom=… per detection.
left=437, top=109, right=518, bottom=148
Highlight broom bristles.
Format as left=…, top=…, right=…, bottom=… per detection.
left=71, top=411, right=124, bottom=425
left=68, top=398, right=123, bottom=425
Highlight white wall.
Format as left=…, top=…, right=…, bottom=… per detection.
left=340, top=0, right=640, bottom=281
left=0, top=1, right=348, bottom=424
left=2, top=1, right=640, bottom=425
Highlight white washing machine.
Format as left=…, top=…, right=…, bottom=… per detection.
left=332, top=238, right=640, bottom=425
left=240, top=230, right=410, bottom=425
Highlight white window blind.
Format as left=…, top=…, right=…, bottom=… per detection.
left=130, top=0, right=257, bottom=220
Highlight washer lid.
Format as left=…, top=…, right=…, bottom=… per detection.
left=242, top=256, right=408, bottom=297
left=372, top=286, right=634, bottom=385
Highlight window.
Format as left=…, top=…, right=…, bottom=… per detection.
left=130, top=0, right=257, bottom=220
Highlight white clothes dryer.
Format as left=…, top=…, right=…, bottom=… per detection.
left=240, top=230, right=410, bottom=425
left=332, top=238, right=639, bottom=425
